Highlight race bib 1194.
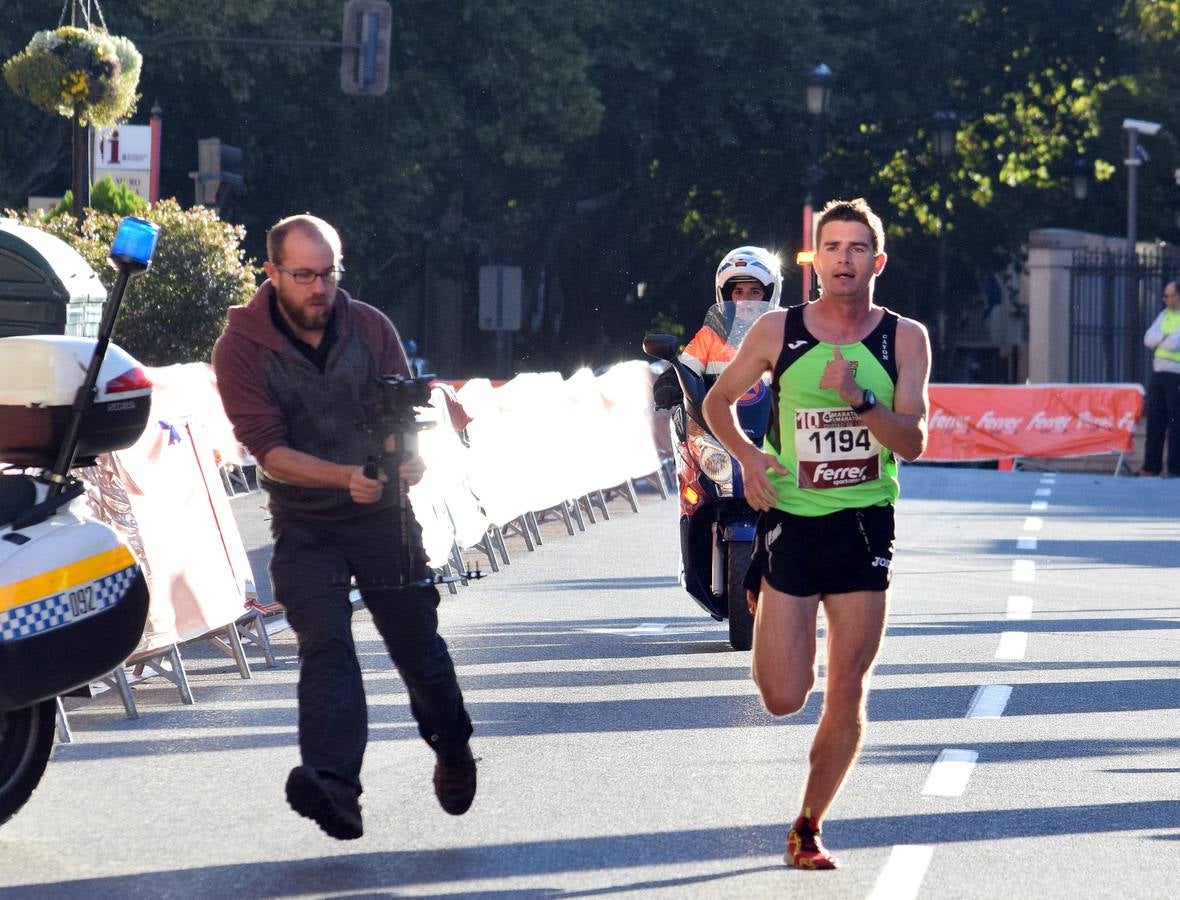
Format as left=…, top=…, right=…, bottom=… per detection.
left=794, top=407, right=881, bottom=489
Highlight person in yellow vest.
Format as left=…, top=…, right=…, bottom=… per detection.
left=1140, top=281, right=1180, bottom=477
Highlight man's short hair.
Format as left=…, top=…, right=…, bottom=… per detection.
left=814, top=198, right=886, bottom=255
left=266, top=214, right=342, bottom=266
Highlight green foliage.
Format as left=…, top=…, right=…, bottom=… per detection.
left=850, top=1, right=1126, bottom=240
left=101, top=35, right=142, bottom=125
left=647, top=312, right=685, bottom=340
left=51, top=176, right=147, bottom=218
left=3, top=0, right=1179, bottom=377
left=13, top=199, right=257, bottom=365
left=3, top=26, right=140, bottom=127
left=1132, top=0, right=1180, bottom=38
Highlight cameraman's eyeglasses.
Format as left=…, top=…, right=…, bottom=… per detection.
left=276, top=265, right=344, bottom=285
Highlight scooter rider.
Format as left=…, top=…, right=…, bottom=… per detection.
left=652, top=246, right=782, bottom=408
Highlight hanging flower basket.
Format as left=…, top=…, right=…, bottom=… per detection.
left=3, top=26, right=141, bottom=127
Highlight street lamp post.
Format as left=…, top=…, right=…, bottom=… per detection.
left=1072, top=157, right=1089, bottom=202
left=932, top=109, right=958, bottom=377
left=1173, top=168, right=1180, bottom=241
left=69, top=0, right=93, bottom=231
left=1123, top=117, right=1162, bottom=253
left=801, top=63, right=833, bottom=302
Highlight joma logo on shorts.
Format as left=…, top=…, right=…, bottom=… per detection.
left=814, top=462, right=867, bottom=482
left=871, top=556, right=890, bottom=568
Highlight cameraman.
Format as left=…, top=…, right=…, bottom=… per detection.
left=212, top=214, right=475, bottom=841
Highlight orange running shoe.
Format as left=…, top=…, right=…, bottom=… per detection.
left=784, top=810, right=840, bottom=869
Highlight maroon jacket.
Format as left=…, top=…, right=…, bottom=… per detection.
left=212, top=281, right=410, bottom=518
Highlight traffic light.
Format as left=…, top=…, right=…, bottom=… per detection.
left=340, top=0, right=392, bottom=96
left=191, top=138, right=245, bottom=207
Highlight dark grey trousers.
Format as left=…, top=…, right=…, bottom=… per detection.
left=269, top=505, right=472, bottom=790
left=1143, top=370, right=1180, bottom=475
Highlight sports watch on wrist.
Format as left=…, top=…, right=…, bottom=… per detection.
left=851, top=388, right=877, bottom=414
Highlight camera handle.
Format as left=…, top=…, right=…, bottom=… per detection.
left=362, top=430, right=487, bottom=590
left=363, top=424, right=418, bottom=589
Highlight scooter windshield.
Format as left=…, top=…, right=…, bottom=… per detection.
left=704, top=300, right=774, bottom=351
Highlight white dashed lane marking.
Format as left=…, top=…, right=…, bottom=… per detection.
left=995, top=632, right=1028, bottom=660
left=966, top=684, right=1013, bottom=718
left=1011, top=559, right=1036, bottom=582
left=867, top=845, right=935, bottom=900
left=922, top=749, right=979, bottom=796
left=1006, top=595, right=1033, bottom=619
left=878, top=476, right=1046, bottom=897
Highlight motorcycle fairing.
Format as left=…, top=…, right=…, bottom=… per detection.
left=721, top=520, right=757, bottom=542
left=679, top=503, right=758, bottom=621
left=0, top=525, right=149, bottom=711
left=679, top=513, right=722, bottom=620
left=661, top=298, right=775, bottom=627
left=0, top=544, right=139, bottom=640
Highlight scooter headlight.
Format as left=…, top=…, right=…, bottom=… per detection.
left=698, top=444, right=733, bottom=483
left=686, top=417, right=733, bottom=486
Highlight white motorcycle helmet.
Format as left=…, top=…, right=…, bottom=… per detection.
left=714, top=246, right=782, bottom=307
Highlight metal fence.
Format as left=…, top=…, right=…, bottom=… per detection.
left=1069, top=246, right=1180, bottom=383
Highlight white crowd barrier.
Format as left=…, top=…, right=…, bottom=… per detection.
left=440, top=363, right=670, bottom=568
left=68, top=359, right=670, bottom=719
left=595, top=360, right=666, bottom=483
left=454, top=376, right=538, bottom=540
left=68, top=363, right=271, bottom=724
left=566, top=367, right=634, bottom=497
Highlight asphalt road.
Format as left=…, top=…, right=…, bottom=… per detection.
left=0, top=466, right=1177, bottom=899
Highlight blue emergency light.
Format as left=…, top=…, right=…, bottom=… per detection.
left=109, top=217, right=160, bottom=271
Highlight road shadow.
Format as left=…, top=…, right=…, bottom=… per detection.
left=6, top=800, right=1176, bottom=899
left=55, top=672, right=1180, bottom=762
left=981, top=537, right=1177, bottom=568
left=885, top=616, right=1180, bottom=639
left=862, top=735, right=1180, bottom=765
left=520, top=576, right=681, bottom=591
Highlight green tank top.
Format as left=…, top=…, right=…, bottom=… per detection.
left=763, top=304, right=901, bottom=516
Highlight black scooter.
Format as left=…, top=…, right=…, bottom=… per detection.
left=644, top=304, right=772, bottom=650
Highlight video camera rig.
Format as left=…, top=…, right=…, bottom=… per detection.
left=358, top=374, right=484, bottom=589
left=361, top=373, right=434, bottom=482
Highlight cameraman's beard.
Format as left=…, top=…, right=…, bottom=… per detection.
left=276, top=283, right=333, bottom=333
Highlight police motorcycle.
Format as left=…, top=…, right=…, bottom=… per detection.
left=0, top=217, right=159, bottom=825
left=644, top=247, right=780, bottom=650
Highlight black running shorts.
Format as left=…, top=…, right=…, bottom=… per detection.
left=744, top=504, right=895, bottom=597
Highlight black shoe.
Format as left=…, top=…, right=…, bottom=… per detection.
left=433, top=745, right=477, bottom=815
left=285, top=765, right=363, bottom=840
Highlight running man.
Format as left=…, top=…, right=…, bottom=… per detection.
left=702, top=197, right=930, bottom=869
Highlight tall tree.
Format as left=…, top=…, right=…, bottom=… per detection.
left=5, top=0, right=1176, bottom=378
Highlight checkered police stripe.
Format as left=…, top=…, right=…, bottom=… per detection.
left=0, top=565, right=139, bottom=642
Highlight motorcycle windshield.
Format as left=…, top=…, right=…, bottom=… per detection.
left=704, top=300, right=774, bottom=355
left=700, top=301, right=775, bottom=442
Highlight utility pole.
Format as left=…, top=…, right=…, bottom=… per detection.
left=70, top=0, right=91, bottom=231
left=1123, top=118, right=1162, bottom=253
left=800, top=64, right=833, bottom=302
left=149, top=101, right=162, bottom=205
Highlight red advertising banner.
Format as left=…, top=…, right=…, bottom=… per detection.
left=924, top=383, right=1145, bottom=462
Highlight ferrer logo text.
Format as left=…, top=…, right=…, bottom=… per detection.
left=814, top=461, right=868, bottom=483
left=928, top=408, right=971, bottom=433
